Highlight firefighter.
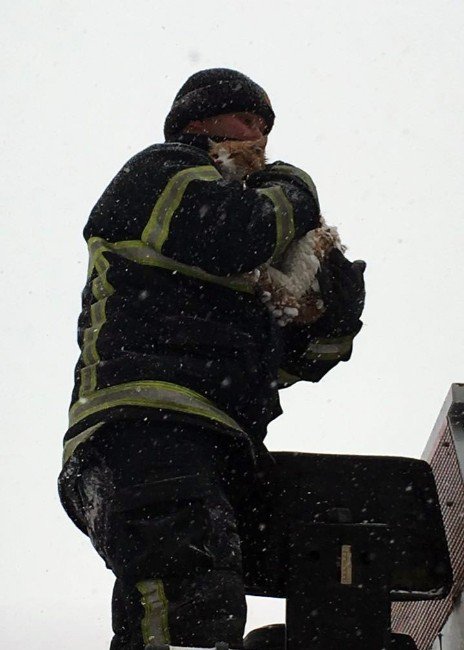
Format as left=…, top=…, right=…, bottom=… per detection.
left=58, top=68, right=365, bottom=650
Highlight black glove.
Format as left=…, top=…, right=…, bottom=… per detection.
left=246, top=161, right=319, bottom=205
left=311, top=248, right=366, bottom=337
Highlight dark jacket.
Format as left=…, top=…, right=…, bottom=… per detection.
left=62, top=133, right=360, bottom=466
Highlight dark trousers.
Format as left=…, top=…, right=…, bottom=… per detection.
left=68, top=420, right=255, bottom=649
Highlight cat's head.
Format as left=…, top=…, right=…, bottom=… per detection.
left=209, top=136, right=267, bottom=181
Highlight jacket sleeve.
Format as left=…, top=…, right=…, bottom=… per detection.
left=134, top=151, right=320, bottom=276
left=279, top=247, right=366, bottom=387
left=278, top=321, right=363, bottom=388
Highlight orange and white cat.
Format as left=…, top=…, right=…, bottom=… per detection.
left=209, top=137, right=267, bottom=182
left=208, top=139, right=345, bottom=326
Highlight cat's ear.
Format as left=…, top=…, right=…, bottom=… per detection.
left=207, top=137, right=216, bottom=147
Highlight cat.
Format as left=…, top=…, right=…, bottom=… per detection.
left=257, top=217, right=345, bottom=326
left=208, top=136, right=268, bottom=182
left=208, top=138, right=345, bottom=326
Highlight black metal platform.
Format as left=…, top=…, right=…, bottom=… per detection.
left=238, top=452, right=452, bottom=649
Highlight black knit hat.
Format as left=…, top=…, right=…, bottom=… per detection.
left=164, top=68, right=275, bottom=139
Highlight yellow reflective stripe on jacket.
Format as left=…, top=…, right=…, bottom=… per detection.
left=91, top=245, right=114, bottom=300
left=69, top=380, right=245, bottom=433
left=62, top=422, right=104, bottom=465
left=141, top=165, right=222, bottom=252
left=277, top=368, right=301, bottom=388
left=136, top=579, right=170, bottom=645
left=256, top=186, right=295, bottom=263
left=80, top=244, right=115, bottom=398
left=87, top=236, right=254, bottom=293
left=79, top=297, right=109, bottom=396
left=302, top=335, right=354, bottom=361
left=270, top=164, right=320, bottom=210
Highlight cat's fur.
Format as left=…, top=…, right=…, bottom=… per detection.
left=208, top=139, right=345, bottom=326
left=257, top=217, right=344, bottom=326
left=208, top=137, right=268, bottom=182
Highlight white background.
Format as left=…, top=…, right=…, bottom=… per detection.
left=1, top=1, right=463, bottom=648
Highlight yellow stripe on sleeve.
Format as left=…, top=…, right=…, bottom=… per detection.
left=142, top=166, right=221, bottom=252
left=256, top=186, right=295, bottom=263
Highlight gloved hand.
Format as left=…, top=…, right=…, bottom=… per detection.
left=311, top=248, right=366, bottom=337
left=246, top=161, right=318, bottom=202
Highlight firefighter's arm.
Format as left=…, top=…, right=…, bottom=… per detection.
left=279, top=249, right=366, bottom=386
left=84, top=146, right=320, bottom=275
left=146, top=155, right=321, bottom=275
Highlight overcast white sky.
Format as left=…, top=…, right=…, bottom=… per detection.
left=1, top=1, right=464, bottom=648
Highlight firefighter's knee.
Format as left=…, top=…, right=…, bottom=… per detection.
left=107, top=473, right=232, bottom=581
